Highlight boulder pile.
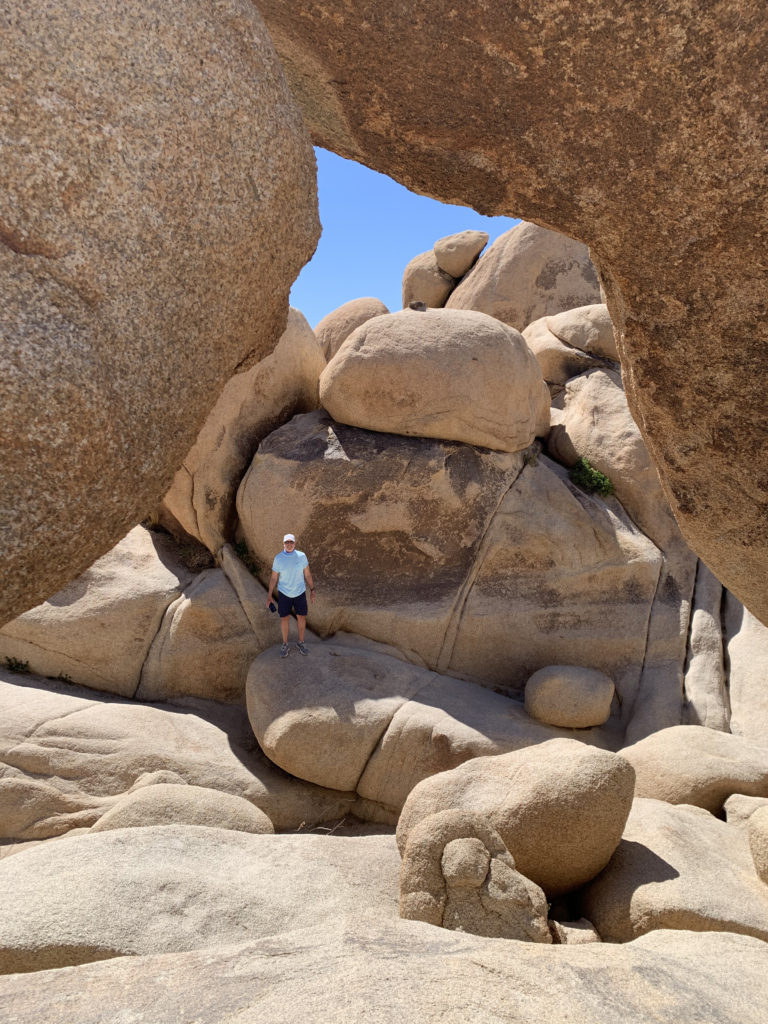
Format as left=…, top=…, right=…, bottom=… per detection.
left=3, top=220, right=768, bottom=1021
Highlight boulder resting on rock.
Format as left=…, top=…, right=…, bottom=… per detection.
left=398, top=808, right=551, bottom=942
left=315, top=297, right=389, bottom=360
left=397, top=740, right=635, bottom=897
left=621, top=725, right=768, bottom=814
left=319, top=308, right=550, bottom=452
left=524, top=665, right=615, bottom=729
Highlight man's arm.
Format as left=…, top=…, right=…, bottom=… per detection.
left=266, top=570, right=279, bottom=609
left=303, top=565, right=316, bottom=604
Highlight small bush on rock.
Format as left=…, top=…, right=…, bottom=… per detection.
left=4, top=656, right=29, bottom=674
left=569, top=457, right=614, bottom=496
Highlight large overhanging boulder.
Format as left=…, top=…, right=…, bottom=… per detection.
left=0, top=0, right=319, bottom=626
left=256, top=0, right=768, bottom=626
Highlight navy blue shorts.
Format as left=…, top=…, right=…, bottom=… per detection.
left=277, top=590, right=308, bottom=617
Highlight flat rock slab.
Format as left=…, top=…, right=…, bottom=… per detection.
left=0, top=670, right=351, bottom=840
left=0, top=917, right=766, bottom=1023
left=0, top=826, right=400, bottom=974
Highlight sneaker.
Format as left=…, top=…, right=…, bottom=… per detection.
left=296, top=642, right=308, bottom=656
left=280, top=643, right=289, bottom=658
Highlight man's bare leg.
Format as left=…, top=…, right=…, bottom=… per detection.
left=297, top=615, right=306, bottom=643
left=281, top=616, right=290, bottom=644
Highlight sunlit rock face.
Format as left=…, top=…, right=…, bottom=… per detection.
left=0, top=0, right=320, bottom=626
left=237, top=410, right=660, bottom=706
left=257, top=0, right=768, bottom=626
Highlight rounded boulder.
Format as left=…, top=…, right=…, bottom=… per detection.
left=397, top=739, right=635, bottom=897
left=524, top=665, right=615, bottom=728
left=433, top=230, right=489, bottom=279
left=319, top=308, right=550, bottom=452
left=315, top=297, right=390, bottom=360
left=91, top=783, right=274, bottom=835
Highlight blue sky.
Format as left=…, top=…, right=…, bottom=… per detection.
left=290, top=148, right=519, bottom=328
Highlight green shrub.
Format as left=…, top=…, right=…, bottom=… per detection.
left=568, top=457, right=614, bottom=496
left=4, top=656, right=30, bottom=674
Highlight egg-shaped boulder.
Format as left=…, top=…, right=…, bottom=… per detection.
left=319, top=308, right=549, bottom=452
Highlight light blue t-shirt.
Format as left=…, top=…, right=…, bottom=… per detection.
left=272, top=549, right=309, bottom=598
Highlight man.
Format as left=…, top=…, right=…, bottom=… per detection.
left=265, top=533, right=316, bottom=657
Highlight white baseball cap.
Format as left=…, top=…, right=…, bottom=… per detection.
left=283, top=533, right=296, bottom=543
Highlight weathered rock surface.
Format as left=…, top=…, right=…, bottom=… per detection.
left=550, top=918, right=601, bottom=945
left=581, top=798, right=768, bottom=942
left=682, top=562, right=729, bottom=731
left=748, top=806, right=768, bottom=884
left=246, top=641, right=615, bottom=818
left=546, top=366, right=699, bottom=742
left=319, top=308, right=550, bottom=451
left=1, top=919, right=766, bottom=1024
left=433, top=229, right=489, bottom=279
left=1, top=0, right=319, bottom=627
left=0, top=528, right=274, bottom=705
left=0, top=669, right=351, bottom=840
left=524, top=666, right=615, bottom=729
left=447, top=456, right=661, bottom=703
left=90, top=783, right=274, bottom=835
left=547, top=369, right=674, bottom=549
left=162, top=309, right=326, bottom=553
left=399, top=809, right=551, bottom=941
left=397, top=740, right=635, bottom=897
left=725, top=793, right=768, bottom=829
left=136, top=567, right=268, bottom=704
left=0, top=527, right=193, bottom=698
left=446, top=223, right=601, bottom=330
left=0, top=827, right=400, bottom=973
left=237, top=412, right=662, bottom=708
left=401, top=250, right=455, bottom=308
left=238, top=410, right=525, bottom=669
left=621, top=725, right=768, bottom=813
left=255, top=0, right=768, bottom=628
left=315, top=297, right=389, bottom=360
left=724, top=593, right=768, bottom=746
left=523, top=321, right=605, bottom=387
left=543, top=305, right=618, bottom=361
left=523, top=304, right=617, bottom=385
